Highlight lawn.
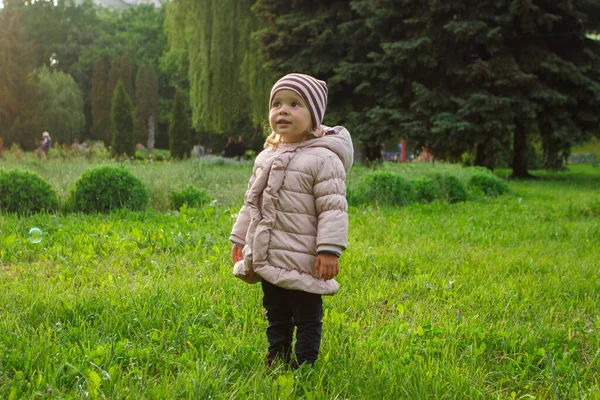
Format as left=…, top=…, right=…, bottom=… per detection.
left=0, top=156, right=599, bottom=399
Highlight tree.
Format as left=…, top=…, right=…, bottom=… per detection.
left=105, top=57, right=121, bottom=146
left=254, top=0, right=600, bottom=176
left=34, top=67, right=85, bottom=145
left=135, top=64, right=160, bottom=148
left=91, top=61, right=109, bottom=141
left=165, top=0, right=272, bottom=134
left=110, top=81, right=135, bottom=158
left=120, top=55, right=134, bottom=101
left=0, top=6, right=41, bottom=150
left=169, top=88, right=191, bottom=159
left=77, top=3, right=167, bottom=139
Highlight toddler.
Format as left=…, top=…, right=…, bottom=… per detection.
left=230, top=73, right=353, bottom=368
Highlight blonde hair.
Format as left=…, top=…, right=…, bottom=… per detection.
left=263, top=126, right=324, bottom=149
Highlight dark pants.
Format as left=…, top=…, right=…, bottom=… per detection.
left=261, top=280, right=323, bottom=367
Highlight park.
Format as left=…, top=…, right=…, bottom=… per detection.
left=1, top=0, right=600, bottom=398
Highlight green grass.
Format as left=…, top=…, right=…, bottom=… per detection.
left=0, top=158, right=599, bottom=398
left=0, top=152, right=253, bottom=211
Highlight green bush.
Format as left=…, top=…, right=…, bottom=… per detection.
left=355, top=171, right=417, bottom=206
left=461, top=152, right=475, bottom=167
left=412, top=176, right=442, bottom=203
left=0, top=169, right=59, bottom=214
left=170, top=186, right=211, bottom=210
left=468, top=173, right=509, bottom=197
left=432, top=173, right=468, bottom=203
left=67, top=165, right=148, bottom=213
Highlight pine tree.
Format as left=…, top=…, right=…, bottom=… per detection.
left=110, top=81, right=135, bottom=158
left=169, top=88, right=191, bottom=159
left=254, top=0, right=600, bottom=176
left=91, top=61, right=108, bottom=141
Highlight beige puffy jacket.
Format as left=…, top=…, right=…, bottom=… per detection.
left=230, top=126, right=353, bottom=295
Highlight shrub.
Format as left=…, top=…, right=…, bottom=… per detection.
left=412, top=176, right=442, bottom=203
left=431, top=173, right=468, bottom=203
left=170, top=186, right=211, bottom=210
left=244, top=149, right=256, bottom=161
left=355, top=171, right=417, bottom=206
left=468, top=173, right=509, bottom=197
left=461, top=152, right=475, bottom=167
left=0, top=169, right=59, bottom=214
left=67, top=165, right=148, bottom=213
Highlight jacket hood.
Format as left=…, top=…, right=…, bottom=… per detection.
left=303, top=125, right=354, bottom=172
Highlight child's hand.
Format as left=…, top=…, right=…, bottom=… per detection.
left=232, top=244, right=243, bottom=263
left=315, top=254, right=339, bottom=281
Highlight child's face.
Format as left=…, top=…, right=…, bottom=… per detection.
left=269, top=90, right=312, bottom=143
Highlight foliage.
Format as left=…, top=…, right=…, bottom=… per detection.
left=91, top=61, right=109, bottom=141
left=169, top=89, right=191, bottom=159
left=34, top=67, right=85, bottom=144
left=105, top=58, right=121, bottom=145
left=135, top=64, right=160, bottom=146
left=412, top=176, right=442, bottom=203
left=432, top=173, right=468, bottom=203
left=0, top=168, right=59, bottom=214
left=66, top=165, right=148, bottom=213
left=75, top=3, right=168, bottom=139
left=110, top=81, right=136, bottom=158
left=12, top=0, right=101, bottom=77
left=170, top=185, right=212, bottom=210
left=119, top=55, right=134, bottom=101
left=0, top=7, right=41, bottom=150
left=468, top=172, right=509, bottom=197
left=253, top=0, right=600, bottom=176
left=355, top=170, right=417, bottom=207
left=165, top=0, right=272, bottom=134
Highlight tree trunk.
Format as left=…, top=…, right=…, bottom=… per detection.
left=511, top=122, right=531, bottom=178
left=542, top=138, right=564, bottom=170
left=541, top=120, right=566, bottom=171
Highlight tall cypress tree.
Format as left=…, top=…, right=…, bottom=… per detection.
left=106, top=57, right=121, bottom=146
left=169, top=88, right=191, bottom=159
left=91, top=61, right=108, bottom=141
left=120, top=55, right=134, bottom=102
left=110, top=80, right=135, bottom=158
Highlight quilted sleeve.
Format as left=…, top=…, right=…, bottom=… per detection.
left=314, top=154, right=348, bottom=254
left=229, top=154, right=264, bottom=245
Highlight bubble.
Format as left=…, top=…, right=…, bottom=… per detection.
left=29, top=228, right=43, bottom=244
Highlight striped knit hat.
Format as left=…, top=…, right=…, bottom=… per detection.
left=269, top=73, right=328, bottom=129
